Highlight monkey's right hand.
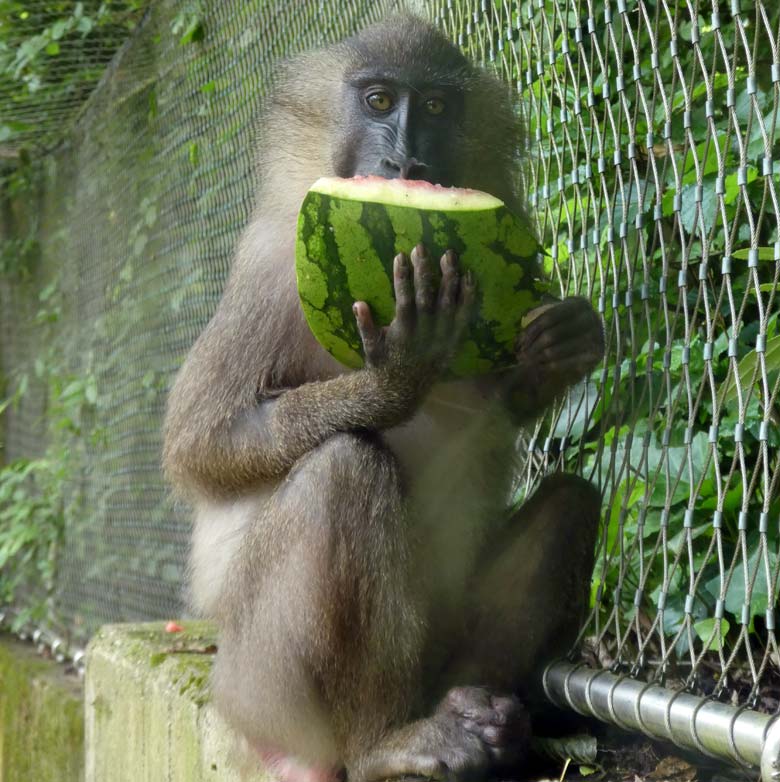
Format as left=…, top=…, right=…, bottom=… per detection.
left=352, top=244, right=475, bottom=403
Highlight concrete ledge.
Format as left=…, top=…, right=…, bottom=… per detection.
left=0, top=633, right=84, bottom=782
left=85, top=621, right=259, bottom=782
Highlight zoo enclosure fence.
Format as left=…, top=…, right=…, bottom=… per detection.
left=1, top=0, right=780, bottom=776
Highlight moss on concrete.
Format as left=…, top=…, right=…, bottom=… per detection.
left=0, top=633, right=84, bottom=782
left=86, top=621, right=261, bottom=782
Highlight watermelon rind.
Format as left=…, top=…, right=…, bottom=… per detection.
left=295, top=176, right=547, bottom=377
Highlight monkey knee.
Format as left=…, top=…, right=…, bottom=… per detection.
left=519, top=473, right=601, bottom=544
left=538, top=473, right=600, bottom=518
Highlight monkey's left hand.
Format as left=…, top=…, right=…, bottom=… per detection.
left=504, top=296, right=604, bottom=422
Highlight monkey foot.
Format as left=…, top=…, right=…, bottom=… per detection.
left=359, top=687, right=530, bottom=782
left=436, top=686, right=530, bottom=772
left=258, top=749, right=344, bottom=782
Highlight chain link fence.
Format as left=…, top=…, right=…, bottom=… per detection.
left=1, top=0, right=780, bottom=772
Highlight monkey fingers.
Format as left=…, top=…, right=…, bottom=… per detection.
left=519, top=297, right=599, bottom=350
left=353, top=301, right=386, bottom=367
left=517, top=297, right=603, bottom=372
left=434, top=250, right=463, bottom=347
left=411, top=244, right=438, bottom=340
left=436, top=250, right=460, bottom=314
left=392, top=252, right=415, bottom=338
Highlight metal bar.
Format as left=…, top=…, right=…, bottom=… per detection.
left=544, top=661, right=780, bottom=778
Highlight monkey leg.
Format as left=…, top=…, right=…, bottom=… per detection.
left=210, top=432, right=424, bottom=780
left=350, top=475, right=600, bottom=782
left=444, top=472, right=601, bottom=701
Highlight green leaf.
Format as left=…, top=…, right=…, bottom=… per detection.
left=179, top=18, right=204, bottom=46
left=533, top=734, right=598, bottom=765
left=132, top=234, right=147, bottom=257
left=705, top=543, right=778, bottom=617
left=746, top=283, right=778, bottom=295
left=45, top=41, right=60, bottom=56
left=39, top=280, right=58, bottom=301
left=85, top=379, right=98, bottom=405
left=694, top=617, right=730, bottom=650
left=719, top=334, right=780, bottom=410
left=724, top=167, right=758, bottom=204
left=732, top=246, right=778, bottom=262
left=50, top=19, right=70, bottom=40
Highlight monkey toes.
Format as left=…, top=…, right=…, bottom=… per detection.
left=436, top=686, right=531, bottom=774
left=358, top=687, right=529, bottom=782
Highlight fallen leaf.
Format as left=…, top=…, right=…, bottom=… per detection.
left=534, top=734, right=598, bottom=765
left=648, top=756, right=697, bottom=781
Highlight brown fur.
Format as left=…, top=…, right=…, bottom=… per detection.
left=163, top=14, right=602, bottom=782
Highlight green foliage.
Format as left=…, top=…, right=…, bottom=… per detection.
left=0, top=156, right=43, bottom=278
left=0, top=1, right=148, bottom=148
left=170, top=1, right=205, bottom=46
left=0, top=457, right=65, bottom=626
left=0, top=276, right=99, bottom=629
left=514, top=3, right=780, bottom=661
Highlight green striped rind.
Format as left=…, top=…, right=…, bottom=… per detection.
left=295, top=187, right=547, bottom=377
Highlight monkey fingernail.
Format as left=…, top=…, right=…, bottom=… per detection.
left=394, top=253, right=409, bottom=275
left=414, top=243, right=427, bottom=258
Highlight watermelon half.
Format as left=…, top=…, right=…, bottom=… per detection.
left=295, top=176, right=547, bottom=377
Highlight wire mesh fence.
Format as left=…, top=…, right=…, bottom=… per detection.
left=429, top=0, right=780, bottom=768
left=1, top=0, right=780, bottom=771
left=0, top=0, right=403, bottom=646
left=0, top=1, right=148, bottom=154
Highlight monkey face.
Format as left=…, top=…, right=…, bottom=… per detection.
left=321, top=18, right=520, bottom=208
left=333, top=71, right=465, bottom=188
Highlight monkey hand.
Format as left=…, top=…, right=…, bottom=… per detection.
left=353, top=244, right=475, bottom=412
left=505, top=296, right=604, bottom=422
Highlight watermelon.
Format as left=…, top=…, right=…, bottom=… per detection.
left=295, top=176, right=547, bottom=377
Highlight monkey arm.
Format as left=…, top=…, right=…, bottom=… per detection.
left=163, top=366, right=427, bottom=496
left=498, top=297, right=604, bottom=425
left=230, top=369, right=427, bottom=473
left=163, top=247, right=472, bottom=497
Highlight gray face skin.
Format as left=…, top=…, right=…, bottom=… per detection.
left=333, top=69, right=465, bottom=187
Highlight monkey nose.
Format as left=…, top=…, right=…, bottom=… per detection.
left=381, top=157, right=429, bottom=181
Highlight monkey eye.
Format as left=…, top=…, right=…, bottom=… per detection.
left=424, top=97, right=446, bottom=116
left=366, top=91, right=394, bottom=112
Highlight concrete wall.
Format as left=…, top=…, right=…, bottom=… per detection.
left=85, top=621, right=260, bottom=782
left=0, top=634, right=84, bottom=782
left=2, top=621, right=262, bottom=781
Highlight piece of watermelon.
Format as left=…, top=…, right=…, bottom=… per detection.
left=295, top=176, right=547, bottom=377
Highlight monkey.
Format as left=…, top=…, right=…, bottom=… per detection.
left=163, top=14, right=604, bottom=782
